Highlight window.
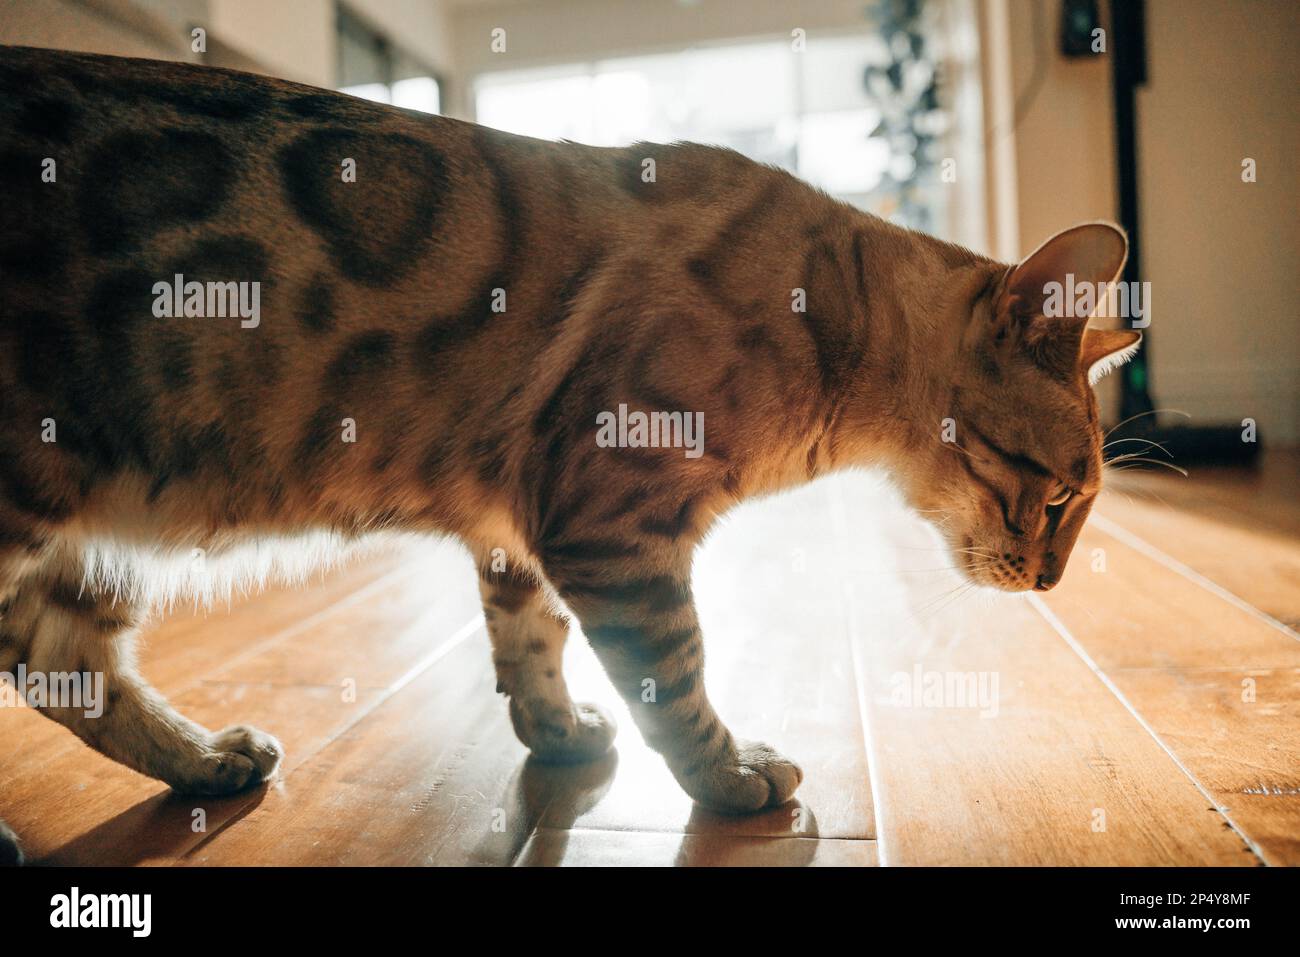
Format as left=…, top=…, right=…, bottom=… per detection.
left=336, top=4, right=441, bottom=114
left=471, top=18, right=979, bottom=243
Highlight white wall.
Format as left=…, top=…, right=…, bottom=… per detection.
left=0, top=0, right=203, bottom=59
left=1136, top=0, right=1299, bottom=445
left=207, top=0, right=455, bottom=88
left=0, top=0, right=456, bottom=88
left=205, top=0, right=334, bottom=84
left=1002, top=0, right=1117, bottom=251
left=985, top=0, right=1297, bottom=442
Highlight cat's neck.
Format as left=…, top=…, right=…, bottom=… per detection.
left=803, top=206, right=1005, bottom=474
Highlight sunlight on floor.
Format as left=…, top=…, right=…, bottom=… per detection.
left=558, top=469, right=1025, bottom=838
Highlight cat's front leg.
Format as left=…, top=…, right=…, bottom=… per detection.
left=541, top=542, right=802, bottom=813
left=2, top=555, right=283, bottom=798
left=478, top=558, right=617, bottom=763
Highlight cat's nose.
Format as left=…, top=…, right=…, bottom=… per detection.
left=1033, top=573, right=1058, bottom=591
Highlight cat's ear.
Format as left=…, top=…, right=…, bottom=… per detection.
left=992, top=222, right=1128, bottom=372
left=1080, top=327, right=1142, bottom=384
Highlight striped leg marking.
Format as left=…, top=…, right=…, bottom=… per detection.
left=545, top=547, right=802, bottom=813
left=479, top=560, right=616, bottom=763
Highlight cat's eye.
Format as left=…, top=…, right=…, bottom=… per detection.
left=1046, top=488, right=1072, bottom=508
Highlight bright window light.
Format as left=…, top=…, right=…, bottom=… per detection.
left=477, top=72, right=597, bottom=142
left=797, top=109, right=889, bottom=195
left=392, top=76, right=441, bottom=115
left=472, top=37, right=893, bottom=206
left=339, top=82, right=391, bottom=105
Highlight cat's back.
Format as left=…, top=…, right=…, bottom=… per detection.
left=0, top=44, right=527, bottom=305
left=0, top=46, right=772, bottom=538
left=0, top=46, right=614, bottom=529
left=0, top=44, right=790, bottom=337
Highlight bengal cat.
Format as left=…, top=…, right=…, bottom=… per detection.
left=0, top=46, right=1141, bottom=864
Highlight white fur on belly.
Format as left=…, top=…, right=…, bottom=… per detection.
left=43, top=474, right=400, bottom=611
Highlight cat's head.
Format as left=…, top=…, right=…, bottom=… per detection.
left=912, top=222, right=1141, bottom=592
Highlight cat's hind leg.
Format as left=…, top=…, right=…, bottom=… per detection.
left=1, top=549, right=283, bottom=797
left=478, top=557, right=616, bottom=763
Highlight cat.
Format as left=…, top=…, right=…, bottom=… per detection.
left=0, top=45, right=1140, bottom=864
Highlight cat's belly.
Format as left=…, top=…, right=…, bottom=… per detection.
left=47, top=470, right=533, bottom=609
left=44, top=474, right=357, bottom=603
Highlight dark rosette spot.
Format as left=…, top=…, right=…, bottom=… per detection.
left=279, top=128, right=449, bottom=285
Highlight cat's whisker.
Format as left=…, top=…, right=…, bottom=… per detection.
left=910, top=588, right=961, bottom=619
left=859, top=554, right=1000, bottom=576
left=1104, top=457, right=1188, bottom=477
left=1103, top=408, right=1190, bottom=440
left=914, top=572, right=990, bottom=602
left=1102, top=482, right=1177, bottom=511
left=892, top=544, right=997, bottom=557
left=884, top=556, right=1001, bottom=578
left=1106, top=448, right=1173, bottom=465
left=887, top=568, right=970, bottom=576
left=1102, top=436, right=1174, bottom=459
left=912, top=581, right=979, bottom=623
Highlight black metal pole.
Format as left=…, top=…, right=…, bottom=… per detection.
left=1110, top=0, right=1154, bottom=423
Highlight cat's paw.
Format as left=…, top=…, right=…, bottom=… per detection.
left=0, top=819, right=23, bottom=867
left=510, top=698, right=617, bottom=764
left=682, top=741, right=803, bottom=814
left=172, top=725, right=285, bottom=796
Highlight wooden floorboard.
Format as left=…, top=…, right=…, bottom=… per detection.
left=4, top=542, right=475, bottom=865
left=1, top=453, right=1296, bottom=866
left=185, top=633, right=537, bottom=866
left=1099, top=453, right=1300, bottom=630
left=1038, top=452, right=1300, bottom=865
left=829, top=479, right=1261, bottom=866
left=1108, top=449, right=1300, bottom=540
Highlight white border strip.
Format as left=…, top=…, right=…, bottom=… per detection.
left=1029, top=594, right=1270, bottom=865
left=1091, top=512, right=1300, bottom=643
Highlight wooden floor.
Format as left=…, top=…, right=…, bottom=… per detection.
left=2, top=451, right=1297, bottom=866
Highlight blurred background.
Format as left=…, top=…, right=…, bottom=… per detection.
left=0, top=0, right=1296, bottom=442
left=1, top=1, right=1296, bottom=868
